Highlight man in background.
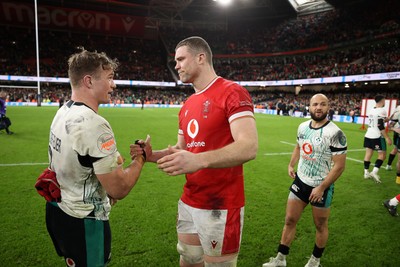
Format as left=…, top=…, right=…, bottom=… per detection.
left=0, top=91, right=13, bottom=135
left=363, top=95, right=392, bottom=183
left=263, top=94, right=347, bottom=267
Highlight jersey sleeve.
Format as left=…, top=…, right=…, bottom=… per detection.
left=224, top=83, right=254, bottom=123
left=72, top=115, right=120, bottom=174
left=330, top=128, right=347, bottom=155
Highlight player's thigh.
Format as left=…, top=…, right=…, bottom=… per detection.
left=194, top=207, right=244, bottom=257
left=178, top=233, right=202, bottom=246
left=203, top=253, right=238, bottom=265
left=311, top=206, right=330, bottom=229
left=285, top=195, right=307, bottom=224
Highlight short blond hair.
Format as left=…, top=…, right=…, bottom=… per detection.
left=68, top=48, right=119, bottom=87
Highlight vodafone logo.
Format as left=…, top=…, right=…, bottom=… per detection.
left=302, top=143, right=313, bottom=155
left=187, top=119, right=199, bottom=139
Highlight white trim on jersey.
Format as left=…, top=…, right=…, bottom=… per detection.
left=228, top=111, right=254, bottom=123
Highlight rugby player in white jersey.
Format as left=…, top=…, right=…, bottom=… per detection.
left=263, top=94, right=347, bottom=267
left=363, top=95, right=392, bottom=183
left=45, top=49, right=148, bottom=267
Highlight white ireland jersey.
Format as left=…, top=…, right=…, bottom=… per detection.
left=49, top=101, right=120, bottom=220
left=296, top=120, right=347, bottom=187
left=365, top=107, right=387, bottom=139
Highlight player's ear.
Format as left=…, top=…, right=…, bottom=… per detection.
left=197, top=53, right=206, bottom=64
left=83, top=75, right=92, bottom=88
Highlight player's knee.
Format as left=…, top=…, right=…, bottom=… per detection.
left=314, top=218, right=328, bottom=232
left=284, top=215, right=298, bottom=226
left=177, top=240, right=204, bottom=265
left=204, top=255, right=238, bottom=267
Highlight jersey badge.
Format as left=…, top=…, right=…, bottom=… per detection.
left=202, top=100, right=211, bottom=118
left=97, top=133, right=116, bottom=154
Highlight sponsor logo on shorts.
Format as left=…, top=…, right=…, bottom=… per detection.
left=211, top=240, right=218, bottom=249
left=291, top=184, right=299, bottom=192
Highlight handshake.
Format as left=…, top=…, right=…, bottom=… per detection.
left=130, top=135, right=152, bottom=163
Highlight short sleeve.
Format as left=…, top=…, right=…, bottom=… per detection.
left=225, top=84, right=254, bottom=123
left=330, top=129, right=347, bottom=155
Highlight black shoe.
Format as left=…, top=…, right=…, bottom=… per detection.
left=7, top=131, right=14, bottom=135
left=383, top=200, right=398, bottom=216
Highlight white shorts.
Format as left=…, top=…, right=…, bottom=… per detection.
left=176, top=200, right=244, bottom=256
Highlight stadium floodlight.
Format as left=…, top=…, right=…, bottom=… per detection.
left=213, top=0, right=233, bottom=6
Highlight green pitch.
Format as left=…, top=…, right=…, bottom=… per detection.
left=0, top=106, right=399, bottom=266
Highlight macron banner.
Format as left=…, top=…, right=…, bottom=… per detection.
left=0, top=2, right=145, bottom=37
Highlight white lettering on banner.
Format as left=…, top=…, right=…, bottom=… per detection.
left=3, top=3, right=110, bottom=31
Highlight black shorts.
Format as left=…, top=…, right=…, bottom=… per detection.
left=394, top=132, right=400, bottom=150
left=289, top=174, right=334, bottom=208
left=46, top=202, right=111, bottom=267
left=363, top=136, right=386, bottom=151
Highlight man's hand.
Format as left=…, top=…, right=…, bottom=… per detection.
left=309, top=186, right=324, bottom=204
left=288, top=165, right=296, bottom=179
left=130, top=135, right=151, bottom=161
left=157, top=146, right=202, bottom=176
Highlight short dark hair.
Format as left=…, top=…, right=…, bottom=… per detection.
left=175, top=36, right=213, bottom=65
left=375, top=95, right=385, bottom=103
left=68, top=48, right=118, bottom=87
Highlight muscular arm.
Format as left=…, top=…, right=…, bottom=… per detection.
left=309, top=153, right=346, bottom=203
left=96, top=156, right=145, bottom=200
left=288, top=144, right=300, bottom=178
left=157, top=116, right=258, bottom=175
left=198, top=116, right=258, bottom=168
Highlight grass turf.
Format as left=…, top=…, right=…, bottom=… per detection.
left=0, top=106, right=399, bottom=266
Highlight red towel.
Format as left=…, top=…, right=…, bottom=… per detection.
left=35, top=168, right=61, bottom=202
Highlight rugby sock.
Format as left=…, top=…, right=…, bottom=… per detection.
left=372, top=159, right=384, bottom=174
left=364, top=161, right=370, bottom=170
left=387, top=153, right=396, bottom=165
left=389, top=196, right=399, bottom=206
left=374, top=159, right=383, bottom=168
left=278, top=244, right=290, bottom=255
left=312, top=244, right=325, bottom=258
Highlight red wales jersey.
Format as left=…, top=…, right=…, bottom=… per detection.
left=178, top=77, right=254, bottom=209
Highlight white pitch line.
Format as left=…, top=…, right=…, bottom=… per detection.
left=345, top=157, right=364, bottom=163
left=280, top=141, right=296, bottom=146
left=0, top=162, right=48, bottom=167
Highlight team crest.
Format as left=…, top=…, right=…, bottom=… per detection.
left=312, top=136, right=323, bottom=146
left=202, top=100, right=211, bottom=118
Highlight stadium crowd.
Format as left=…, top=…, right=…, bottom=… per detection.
left=0, top=0, right=398, bottom=119
left=0, top=0, right=399, bottom=83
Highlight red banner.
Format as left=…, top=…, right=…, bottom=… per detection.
left=0, top=2, right=145, bottom=37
